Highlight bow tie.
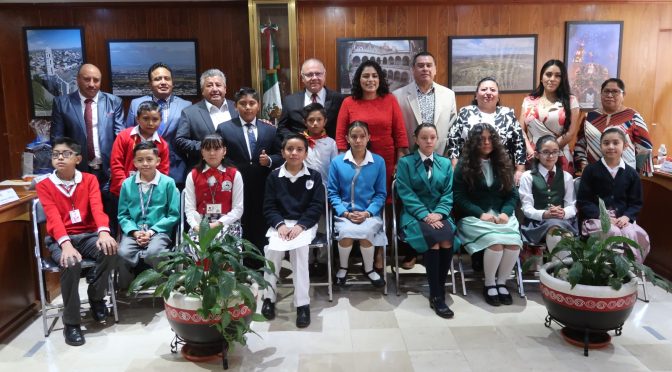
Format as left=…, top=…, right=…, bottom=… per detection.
left=423, top=158, right=433, bottom=172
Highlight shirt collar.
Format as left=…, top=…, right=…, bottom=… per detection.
left=201, top=164, right=227, bottom=173
left=415, top=82, right=435, bottom=95
left=344, top=149, right=374, bottom=166
left=538, top=166, right=551, bottom=178
left=49, top=170, right=83, bottom=186
left=134, top=171, right=161, bottom=185
left=305, top=88, right=326, bottom=103
left=153, top=95, right=172, bottom=104
left=78, top=92, right=98, bottom=103
left=205, top=99, right=228, bottom=112
left=130, top=125, right=162, bottom=143
left=278, top=162, right=310, bottom=179
left=418, top=151, right=434, bottom=162
left=241, top=118, right=257, bottom=127
left=601, top=157, right=626, bottom=171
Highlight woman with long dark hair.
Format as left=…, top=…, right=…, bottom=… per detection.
left=519, top=60, right=580, bottom=173
left=453, top=124, right=522, bottom=306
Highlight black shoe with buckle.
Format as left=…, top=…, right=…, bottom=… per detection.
left=261, top=298, right=276, bottom=320
left=429, top=297, right=454, bottom=319
left=335, top=267, right=348, bottom=287
left=296, top=305, right=310, bottom=328
left=483, top=285, right=501, bottom=306
left=497, top=284, right=513, bottom=305
left=63, top=324, right=85, bottom=346
left=90, top=299, right=108, bottom=322
left=364, top=268, right=386, bottom=288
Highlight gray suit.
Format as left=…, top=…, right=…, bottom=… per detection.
left=174, top=99, right=239, bottom=169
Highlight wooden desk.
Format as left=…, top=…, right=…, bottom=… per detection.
left=0, top=189, right=37, bottom=342
left=640, top=171, right=672, bottom=281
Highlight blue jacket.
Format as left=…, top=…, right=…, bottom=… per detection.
left=327, top=151, right=386, bottom=217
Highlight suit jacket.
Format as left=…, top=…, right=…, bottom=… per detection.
left=126, top=95, right=192, bottom=182
left=392, top=82, right=457, bottom=156
left=50, top=90, right=125, bottom=183
left=175, top=99, right=238, bottom=169
left=277, top=88, right=345, bottom=139
left=395, top=152, right=456, bottom=253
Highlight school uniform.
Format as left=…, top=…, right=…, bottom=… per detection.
left=519, top=165, right=578, bottom=244
left=577, top=158, right=650, bottom=263
left=184, top=165, right=244, bottom=237
left=35, top=170, right=117, bottom=326
left=262, top=164, right=325, bottom=307
left=327, top=150, right=388, bottom=246
left=117, top=171, right=180, bottom=267
left=109, top=126, right=170, bottom=196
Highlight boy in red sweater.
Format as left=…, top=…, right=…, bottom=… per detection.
left=110, top=101, right=170, bottom=196
left=35, top=137, right=118, bottom=347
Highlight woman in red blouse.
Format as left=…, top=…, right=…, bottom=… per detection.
left=336, top=60, right=409, bottom=196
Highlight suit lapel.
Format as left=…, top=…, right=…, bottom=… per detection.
left=96, top=93, right=109, bottom=146
left=433, top=86, right=443, bottom=126
left=406, top=87, right=423, bottom=125
left=413, top=153, right=432, bottom=190
left=197, top=100, right=215, bottom=134
left=231, top=118, right=251, bottom=161
left=69, top=92, right=86, bottom=134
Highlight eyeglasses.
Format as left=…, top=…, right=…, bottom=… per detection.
left=539, top=151, right=561, bottom=158
left=602, top=89, right=623, bottom=97
left=51, top=150, right=77, bottom=159
left=302, top=72, right=324, bottom=78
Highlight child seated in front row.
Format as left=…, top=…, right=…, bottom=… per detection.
left=519, top=135, right=578, bottom=254
left=577, top=127, right=650, bottom=263
left=117, top=142, right=180, bottom=271
left=110, top=100, right=170, bottom=197
left=184, top=134, right=244, bottom=238
left=36, top=137, right=118, bottom=347
left=301, top=102, right=337, bottom=276
left=261, top=134, right=325, bottom=329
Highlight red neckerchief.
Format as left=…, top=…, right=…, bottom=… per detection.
left=302, top=130, right=328, bottom=148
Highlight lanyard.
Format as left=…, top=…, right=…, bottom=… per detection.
left=138, top=184, right=155, bottom=222
left=58, top=180, right=77, bottom=210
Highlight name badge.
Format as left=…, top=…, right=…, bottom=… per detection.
left=305, top=180, right=314, bottom=190
left=221, top=180, right=233, bottom=192
left=69, top=209, right=82, bottom=224
left=206, top=203, right=222, bottom=214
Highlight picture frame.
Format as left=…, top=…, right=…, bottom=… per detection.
left=107, top=39, right=199, bottom=97
left=564, top=21, right=623, bottom=110
left=23, top=27, right=86, bottom=118
left=448, top=35, right=537, bottom=94
left=336, top=37, right=427, bottom=94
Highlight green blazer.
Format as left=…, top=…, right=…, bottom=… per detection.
left=453, top=160, right=518, bottom=219
left=396, top=152, right=458, bottom=253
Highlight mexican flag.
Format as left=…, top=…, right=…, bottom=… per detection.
left=261, top=22, right=282, bottom=123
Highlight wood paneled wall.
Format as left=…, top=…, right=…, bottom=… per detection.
left=0, top=2, right=250, bottom=180
left=297, top=1, right=672, bottom=153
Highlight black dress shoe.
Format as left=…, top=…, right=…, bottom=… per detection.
left=261, top=298, right=275, bottom=320
left=429, top=297, right=454, bottom=319
left=497, top=284, right=513, bottom=305
left=363, top=269, right=386, bottom=288
left=483, top=286, right=501, bottom=306
left=63, top=324, right=85, bottom=346
left=296, top=305, right=310, bottom=328
left=90, top=300, right=108, bottom=322
left=335, top=267, right=348, bottom=287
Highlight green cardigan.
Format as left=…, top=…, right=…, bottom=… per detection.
left=117, top=173, right=180, bottom=235
left=453, top=160, right=518, bottom=219
left=396, top=152, right=458, bottom=253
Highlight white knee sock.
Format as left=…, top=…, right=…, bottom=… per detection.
left=483, top=249, right=503, bottom=296
left=545, top=232, right=562, bottom=252
left=361, top=245, right=381, bottom=281
left=337, top=243, right=352, bottom=278
left=496, top=248, right=521, bottom=294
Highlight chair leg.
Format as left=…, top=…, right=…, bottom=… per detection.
left=450, top=257, right=457, bottom=295
left=638, top=272, right=649, bottom=303
left=108, top=273, right=119, bottom=322
left=382, top=244, right=388, bottom=296
left=327, top=241, right=333, bottom=302
left=516, top=257, right=526, bottom=298
left=394, top=239, right=400, bottom=296
left=458, top=255, right=467, bottom=296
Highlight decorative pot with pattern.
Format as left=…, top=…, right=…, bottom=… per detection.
left=539, top=260, right=637, bottom=331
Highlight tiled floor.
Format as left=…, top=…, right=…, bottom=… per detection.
left=1, top=273, right=672, bottom=372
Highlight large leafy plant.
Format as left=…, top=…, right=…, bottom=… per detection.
left=525, top=198, right=671, bottom=292
left=128, top=219, right=274, bottom=347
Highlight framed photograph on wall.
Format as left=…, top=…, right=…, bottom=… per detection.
left=107, top=39, right=199, bottom=97
left=336, top=37, right=427, bottom=95
left=449, top=35, right=537, bottom=94
left=565, top=21, right=623, bottom=110
left=23, top=27, right=86, bottom=118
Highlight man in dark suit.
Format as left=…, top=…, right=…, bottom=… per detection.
left=125, top=62, right=192, bottom=187
left=175, top=68, right=239, bottom=169
left=277, top=58, right=345, bottom=139
left=50, top=63, right=125, bottom=232
left=217, top=87, right=282, bottom=253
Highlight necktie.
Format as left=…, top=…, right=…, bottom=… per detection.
left=157, top=99, right=167, bottom=134
left=547, top=170, right=555, bottom=186
left=84, top=98, right=95, bottom=162
left=311, top=93, right=318, bottom=104
left=245, top=123, right=257, bottom=158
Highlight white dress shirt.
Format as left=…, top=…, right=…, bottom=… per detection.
left=79, top=92, right=101, bottom=162
left=205, top=100, right=232, bottom=129
left=241, top=118, right=259, bottom=159
left=304, top=88, right=326, bottom=106
left=419, top=151, right=435, bottom=179
left=519, top=167, right=577, bottom=221
left=601, top=158, right=626, bottom=178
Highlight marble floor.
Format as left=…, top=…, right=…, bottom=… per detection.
left=2, top=272, right=672, bottom=372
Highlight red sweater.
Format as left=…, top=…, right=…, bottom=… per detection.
left=110, top=126, right=170, bottom=196
left=36, top=171, right=110, bottom=245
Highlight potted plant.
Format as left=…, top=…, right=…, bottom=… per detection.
left=525, top=199, right=671, bottom=355
left=128, top=220, right=274, bottom=368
